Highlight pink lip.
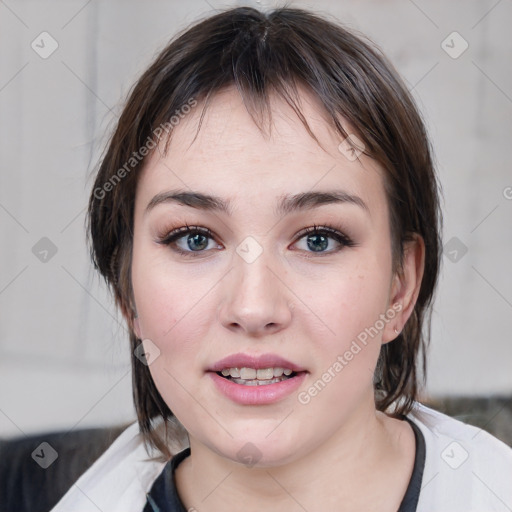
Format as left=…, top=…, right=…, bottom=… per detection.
left=208, top=371, right=307, bottom=405
left=207, top=353, right=308, bottom=406
left=209, top=353, right=305, bottom=372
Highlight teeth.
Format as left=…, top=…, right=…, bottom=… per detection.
left=256, top=368, right=274, bottom=380
left=231, top=377, right=285, bottom=386
left=220, top=367, right=295, bottom=380
left=240, top=367, right=257, bottom=379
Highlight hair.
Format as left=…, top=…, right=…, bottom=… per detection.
left=87, top=6, right=443, bottom=459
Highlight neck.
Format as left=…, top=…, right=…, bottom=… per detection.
left=174, top=398, right=414, bottom=511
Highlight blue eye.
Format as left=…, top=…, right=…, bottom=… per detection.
left=156, top=223, right=355, bottom=258
left=293, top=224, right=356, bottom=255
left=157, top=224, right=219, bottom=255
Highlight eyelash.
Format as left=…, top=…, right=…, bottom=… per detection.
left=156, top=222, right=356, bottom=258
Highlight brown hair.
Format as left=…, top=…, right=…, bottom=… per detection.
left=87, top=6, right=443, bottom=459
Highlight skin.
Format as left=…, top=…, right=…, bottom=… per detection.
left=130, top=86, right=425, bottom=511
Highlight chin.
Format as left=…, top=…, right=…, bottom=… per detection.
left=202, top=428, right=307, bottom=469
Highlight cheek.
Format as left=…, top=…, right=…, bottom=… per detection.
left=131, top=231, right=207, bottom=332
left=298, top=274, right=389, bottom=417
left=301, top=255, right=392, bottom=400
left=131, top=256, right=216, bottom=417
left=132, top=245, right=211, bottom=373
left=132, top=258, right=213, bottom=350
left=313, top=259, right=391, bottom=340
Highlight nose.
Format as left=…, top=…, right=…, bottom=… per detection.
left=218, top=248, right=293, bottom=337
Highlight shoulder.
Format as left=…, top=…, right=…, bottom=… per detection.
left=406, top=401, right=512, bottom=512
left=49, top=420, right=171, bottom=512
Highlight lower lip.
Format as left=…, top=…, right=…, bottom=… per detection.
left=208, top=372, right=307, bottom=405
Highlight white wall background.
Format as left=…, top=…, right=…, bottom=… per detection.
left=1, top=0, right=511, bottom=438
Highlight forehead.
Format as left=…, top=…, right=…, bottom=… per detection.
left=136, top=86, right=387, bottom=218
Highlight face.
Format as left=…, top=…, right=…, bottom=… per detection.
left=130, top=86, right=404, bottom=467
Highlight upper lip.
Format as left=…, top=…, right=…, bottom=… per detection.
left=209, top=353, right=306, bottom=373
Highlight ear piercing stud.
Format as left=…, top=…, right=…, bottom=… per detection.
left=394, top=327, right=400, bottom=335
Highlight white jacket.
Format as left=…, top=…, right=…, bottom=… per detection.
left=49, top=402, right=512, bottom=512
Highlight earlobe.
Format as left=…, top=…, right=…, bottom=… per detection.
left=383, top=234, right=425, bottom=343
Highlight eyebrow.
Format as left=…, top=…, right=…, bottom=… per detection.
left=145, top=189, right=370, bottom=217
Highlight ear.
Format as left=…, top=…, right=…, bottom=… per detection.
left=382, top=233, right=425, bottom=344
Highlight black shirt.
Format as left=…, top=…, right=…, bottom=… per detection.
left=143, top=416, right=425, bottom=512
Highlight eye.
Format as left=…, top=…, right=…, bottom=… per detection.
left=292, top=224, right=356, bottom=256
left=156, top=224, right=221, bottom=257
left=156, top=223, right=356, bottom=258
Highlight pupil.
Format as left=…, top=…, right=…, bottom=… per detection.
left=188, top=233, right=208, bottom=251
left=307, top=234, right=328, bottom=252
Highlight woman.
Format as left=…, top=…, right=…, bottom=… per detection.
left=51, top=6, right=512, bottom=512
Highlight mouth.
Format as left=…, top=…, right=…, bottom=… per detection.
left=215, top=366, right=300, bottom=386
left=208, top=353, right=307, bottom=404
